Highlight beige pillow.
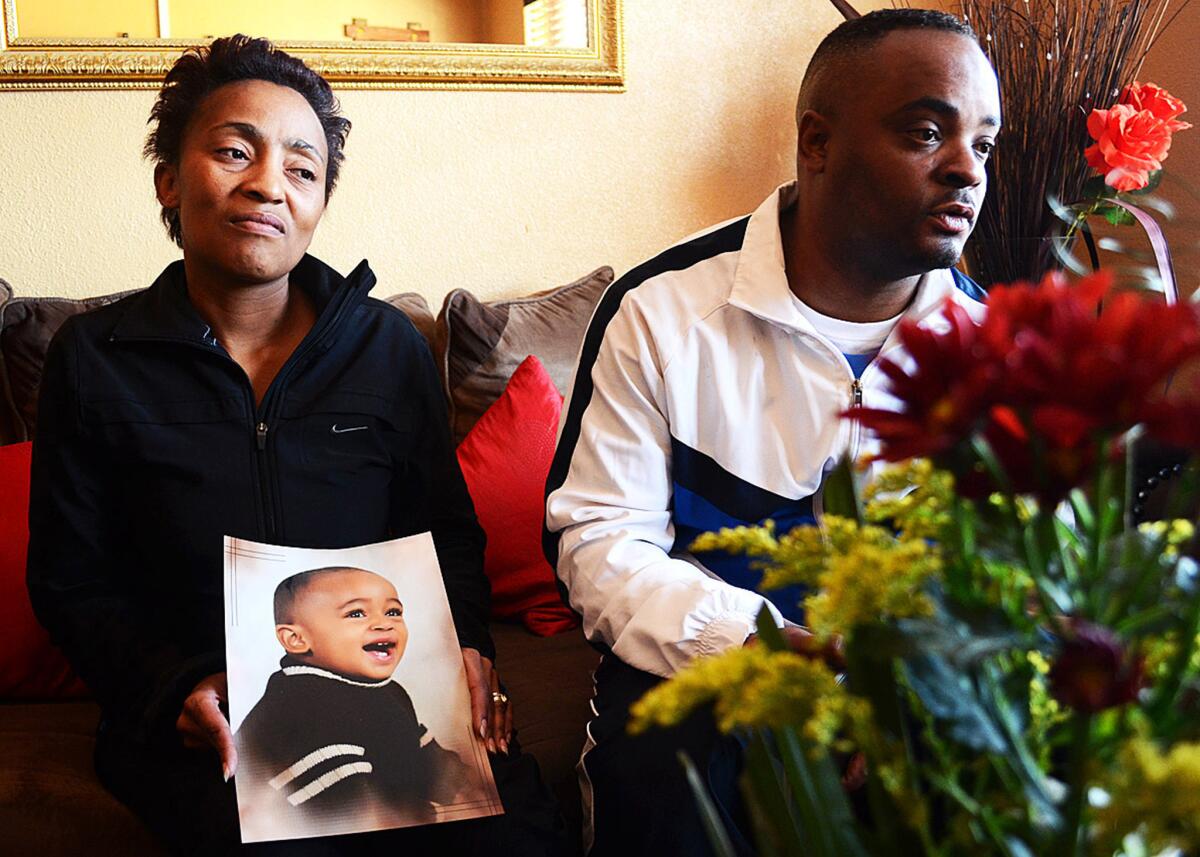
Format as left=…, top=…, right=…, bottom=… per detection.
left=436, top=267, right=615, bottom=444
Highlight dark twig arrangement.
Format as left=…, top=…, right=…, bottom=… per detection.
left=958, top=0, right=1183, bottom=288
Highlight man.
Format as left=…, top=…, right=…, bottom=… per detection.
left=544, top=9, right=1000, bottom=857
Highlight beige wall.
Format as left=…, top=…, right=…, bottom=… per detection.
left=9, top=0, right=1191, bottom=306
left=1, top=0, right=876, bottom=304
left=1136, top=2, right=1200, bottom=297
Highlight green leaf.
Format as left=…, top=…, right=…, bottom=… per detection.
left=902, top=653, right=1007, bottom=752
left=755, top=605, right=788, bottom=652
left=776, top=728, right=870, bottom=857
left=677, top=751, right=740, bottom=857
left=1102, top=204, right=1137, bottom=227
left=896, top=616, right=1024, bottom=668
left=742, top=732, right=812, bottom=857
left=821, top=456, right=862, bottom=524
left=978, top=663, right=1064, bottom=833
left=1068, top=489, right=1095, bottom=533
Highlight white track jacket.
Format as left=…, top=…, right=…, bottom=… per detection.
left=544, top=183, right=987, bottom=678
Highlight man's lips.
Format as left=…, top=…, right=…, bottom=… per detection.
left=928, top=202, right=975, bottom=235
left=230, top=212, right=286, bottom=235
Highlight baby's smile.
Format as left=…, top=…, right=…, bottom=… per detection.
left=363, top=638, right=398, bottom=663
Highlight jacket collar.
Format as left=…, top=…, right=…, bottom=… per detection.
left=727, top=182, right=972, bottom=337
left=110, top=254, right=377, bottom=345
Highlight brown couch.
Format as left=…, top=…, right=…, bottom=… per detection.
left=0, top=265, right=616, bottom=855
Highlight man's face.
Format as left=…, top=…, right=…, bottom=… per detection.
left=282, top=569, right=409, bottom=682
left=155, top=79, right=329, bottom=286
left=815, top=30, right=1001, bottom=279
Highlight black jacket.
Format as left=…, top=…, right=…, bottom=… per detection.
left=26, top=255, right=490, bottom=741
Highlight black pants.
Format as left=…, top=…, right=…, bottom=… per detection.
left=96, top=721, right=569, bottom=856
left=579, top=655, right=754, bottom=857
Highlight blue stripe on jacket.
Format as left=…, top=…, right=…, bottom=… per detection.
left=669, top=439, right=812, bottom=623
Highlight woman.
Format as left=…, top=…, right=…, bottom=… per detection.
left=26, top=35, right=565, bottom=856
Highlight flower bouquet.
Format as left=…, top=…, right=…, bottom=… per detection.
left=631, top=273, right=1200, bottom=857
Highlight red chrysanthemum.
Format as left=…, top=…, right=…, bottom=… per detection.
left=849, top=271, right=1200, bottom=502
left=849, top=299, right=997, bottom=462
left=1049, top=622, right=1145, bottom=713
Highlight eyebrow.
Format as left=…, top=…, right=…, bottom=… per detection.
left=896, top=97, right=1001, bottom=128
left=337, top=597, right=403, bottom=609
left=211, top=121, right=326, bottom=164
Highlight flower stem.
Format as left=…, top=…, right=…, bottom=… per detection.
left=1054, top=713, right=1093, bottom=857
left=1062, top=200, right=1101, bottom=245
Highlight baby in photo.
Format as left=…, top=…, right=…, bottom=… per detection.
left=236, top=566, right=468, bottom=829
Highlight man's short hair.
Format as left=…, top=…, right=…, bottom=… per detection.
left=274, top=566, right=365, bottom=624
left=798, top=8, right=978, bottom=117
left=144, top=34, right=352, bottom=247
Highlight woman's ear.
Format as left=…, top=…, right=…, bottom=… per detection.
left=797, top=110, right=832, bottom=175
left=154, top=162, right=180, bottom=208
left=276, top=624, right=312, bottom=656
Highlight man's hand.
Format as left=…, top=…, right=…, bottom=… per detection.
left=462, top=647, right=513, bottom=755
left=746, top=626, right=846, bottom=671
left=177, top=672, right=237, bottom=781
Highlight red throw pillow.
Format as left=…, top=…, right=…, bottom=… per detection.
left=0, top=441, right=87, bottom=698
left=457, top=355, right=580, bottom=636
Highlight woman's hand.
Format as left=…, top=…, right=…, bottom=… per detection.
left=177, top=672, right=238, bottom=781
left=462, top=647, right=513, bottom=755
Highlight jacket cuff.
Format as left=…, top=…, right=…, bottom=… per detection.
left=138, top=651, right=226, bottom=746
left=695, top=610, right=760, bottom=658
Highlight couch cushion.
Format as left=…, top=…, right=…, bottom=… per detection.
left=383, top=292, right=436, bottom=351
left=0, top=442, right=86, bottom=700
left=458, top=355, right=579, bottom=637
left=437, top=267, right=614, bottom=445
left=491, top=622, right=599, bottom=848
left=0, top=290, right=142, bottom=444
left=0, top=288, right=435, bottom=445
left=0, top=702, right=167, bottom=855
left=0, top=278, right=12, bottom=446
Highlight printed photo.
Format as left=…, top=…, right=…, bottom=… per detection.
left=224, top=534, right=502, bottom=843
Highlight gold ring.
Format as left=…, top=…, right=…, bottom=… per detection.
left=491, top=691, right=508, bottom=705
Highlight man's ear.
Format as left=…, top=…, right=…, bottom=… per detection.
left=154, top=162, right=180, bottom=208
left=276, top=624, right=312, bottom=656
left=797, top=110, right=832, bottom=174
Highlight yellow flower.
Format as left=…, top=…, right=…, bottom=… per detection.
left=1137, top=518, right=1195, bottom=556
left=628, top=646, right=869, bottom=750
left=864, top=459, right=955, bottom=541
left=690, top=513, right=940, bottom=641
left=800, top=522, right=940, bottom=641
left=1093, top=737, right=1200, bottom=855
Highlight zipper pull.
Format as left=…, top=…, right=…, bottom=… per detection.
left=256, top=421, right=269, bottom=450
left=851, top=379, right=863, bottom=407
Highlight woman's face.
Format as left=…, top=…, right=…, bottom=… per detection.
left=154, top=79, right=329, bottom=288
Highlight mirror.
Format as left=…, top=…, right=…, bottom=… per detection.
left=0, top=0, right=623, bottom=90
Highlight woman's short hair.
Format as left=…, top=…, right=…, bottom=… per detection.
left=144, top=34, right=352, bottom=247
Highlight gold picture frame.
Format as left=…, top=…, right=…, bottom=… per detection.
left=0, top=0, right=623, bottom=91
